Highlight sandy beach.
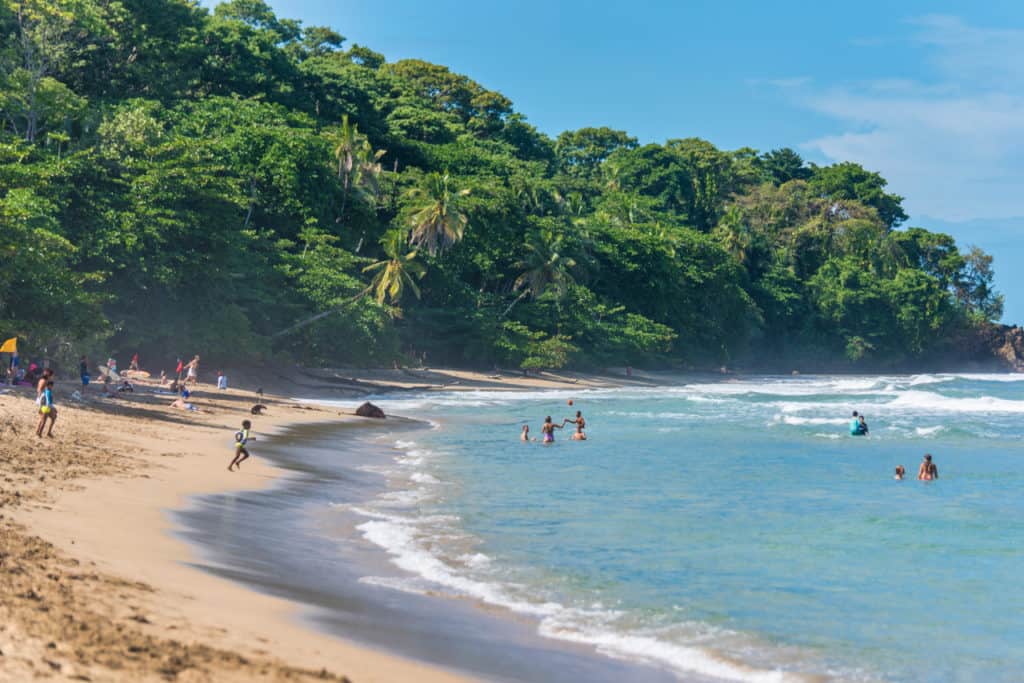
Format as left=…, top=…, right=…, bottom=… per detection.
left=0, top=367, right=631, bottom=683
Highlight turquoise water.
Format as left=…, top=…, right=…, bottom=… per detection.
left=351, top=375, right=1024, bottom=682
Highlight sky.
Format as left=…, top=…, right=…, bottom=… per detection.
left=231, top=0, right=1023, bottom=323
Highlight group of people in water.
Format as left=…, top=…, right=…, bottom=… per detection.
left=524, top=402, right=943, bottom=481
left=522, top=404, right=587, bottom=443
left=894, top=454, right=939, bottom=481
left=849, top=409, right=941, bottom=481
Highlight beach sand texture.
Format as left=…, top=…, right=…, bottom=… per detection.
left=0, top=378, right=480, bottom=683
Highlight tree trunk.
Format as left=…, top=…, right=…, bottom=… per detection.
left=271, top=288, right=370, bottom=338
left=500, top=289, right=530, bottom=320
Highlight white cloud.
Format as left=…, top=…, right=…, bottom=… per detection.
left=788, top=16, right=1024, bottom=221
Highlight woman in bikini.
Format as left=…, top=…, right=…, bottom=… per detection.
left=917, top=454, right=938, bottom=480
left=540, top=416, right=563, bottom=444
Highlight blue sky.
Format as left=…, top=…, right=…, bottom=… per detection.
left=237, top=0, right=1023, bottom=322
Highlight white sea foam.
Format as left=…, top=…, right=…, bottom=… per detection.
left=814, top=433, right=842, bottom=440
left=458, top=552, right=492, bottom=569
left=356, top=517, right=561, bottom=618
left=376, top=488, right=431, bottom=506
left=357, top=510, right=807, bottom=683
left=887, top=390, right=1024, bottom=414
left=774, top=415, right=848, bottom=426
left=915, top=425, right=945, bottom=437
left=410, top=472, right=441, bottom=484
left=949, top=373, right=1024, bottom=382
left=682, top=377, right=891, bottom=398
left=538, top=613, right=803, bottom=683
left=358, top=575, right=434, bottom=595
left=908, top=374, right=952, bottom=386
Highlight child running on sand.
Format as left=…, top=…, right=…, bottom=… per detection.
left=228, top=420, right=253, bottom=471
left=36, top=380, right=57, bottom=437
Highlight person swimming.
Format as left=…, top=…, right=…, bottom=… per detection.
left=894, top=465, right=905, bottom=480
left=565, top=411, right=589, bottom=438
left=521, top=425, right=531, bottom=441
left=540, top=416, right=563, bottom=444
left=850, top=411, right=868, bottom=436
left=918, top=454, right=938, bottom=480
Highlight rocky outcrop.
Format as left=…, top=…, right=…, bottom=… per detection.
left=954, top=323, right=1024, bottom=371
left=355, top=401, right=386, bottom=419
left=994, top=325, right=1024, bottom=370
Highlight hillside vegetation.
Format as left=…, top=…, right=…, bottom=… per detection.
left=0, top=0, right=1005, bottom=370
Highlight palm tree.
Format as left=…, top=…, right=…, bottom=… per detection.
left=272, top=232, right=426, bottom=337
left=714, top=206, right=752, bottom=267
left=363, top=231, right=426, bottom=306
left=407, top=172, right=470, bottom=256
left=502, top=229, right=577, bottom=319
left=333, top=115, right=386, bottom=224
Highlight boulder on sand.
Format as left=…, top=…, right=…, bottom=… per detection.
left=355, top=401, right=386, bottom=419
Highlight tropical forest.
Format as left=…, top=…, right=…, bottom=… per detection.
left=0, top=0, right=1008, bottom=371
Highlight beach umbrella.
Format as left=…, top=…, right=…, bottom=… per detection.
left=0, top=337, right=16, bottom=354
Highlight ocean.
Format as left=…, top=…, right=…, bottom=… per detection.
left=176, top=374, right=1024, bottom=682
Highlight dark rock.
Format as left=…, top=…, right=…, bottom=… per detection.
left=355, top=402, right=386, bottom=419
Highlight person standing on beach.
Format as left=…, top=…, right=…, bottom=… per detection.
left=216, top=371, right=228, bottom=390
left=229, top=420, right=253, bottom=471
left=79, top=356, right=90, bottom=392
left=130, top=352, right=139, bottom=371
left=918, top=454, right=938, bottom=481
left=185, top=355, right=200, bottom=385
left=35, top=367, right=52, bottom=402
left=36, top=380, right=57, bottom=437
left=175, top=357, right=184, bottom=382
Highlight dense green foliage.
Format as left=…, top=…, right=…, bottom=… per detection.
left=0, top=0, right=1004, bottom=370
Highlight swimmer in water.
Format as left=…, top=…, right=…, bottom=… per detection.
left=564, top=410, right=586, bottom=437
left=917, top=454, right=938, bottom=481
left=521, top=425, right=532, bottom=441
left=894, top=465, right=905, bottom=480
left=540, top=416, right=563, bottom=444
left=858, top=414, right=869, bottom=435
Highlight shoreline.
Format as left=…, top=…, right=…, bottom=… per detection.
left=172, top=416, right=679, bottom=683
left=2, top=381, right=473, bottom=682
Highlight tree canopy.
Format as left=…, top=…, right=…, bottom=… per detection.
left=0, top=0, right=1004, bottom=371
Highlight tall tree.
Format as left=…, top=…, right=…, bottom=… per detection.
left=363, top=230, right=426, bottom=306
left=407, top=172, right=470, bottom=256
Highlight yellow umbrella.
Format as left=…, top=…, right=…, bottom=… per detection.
left=0, top=337, right=16, bottom=354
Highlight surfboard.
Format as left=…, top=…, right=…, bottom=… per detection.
left=97, top=364, right=122, bottom=382
left=121, top=370, right=151, bottom=379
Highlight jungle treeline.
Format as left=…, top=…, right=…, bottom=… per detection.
left=0, top=0, right=1005, bottom=371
